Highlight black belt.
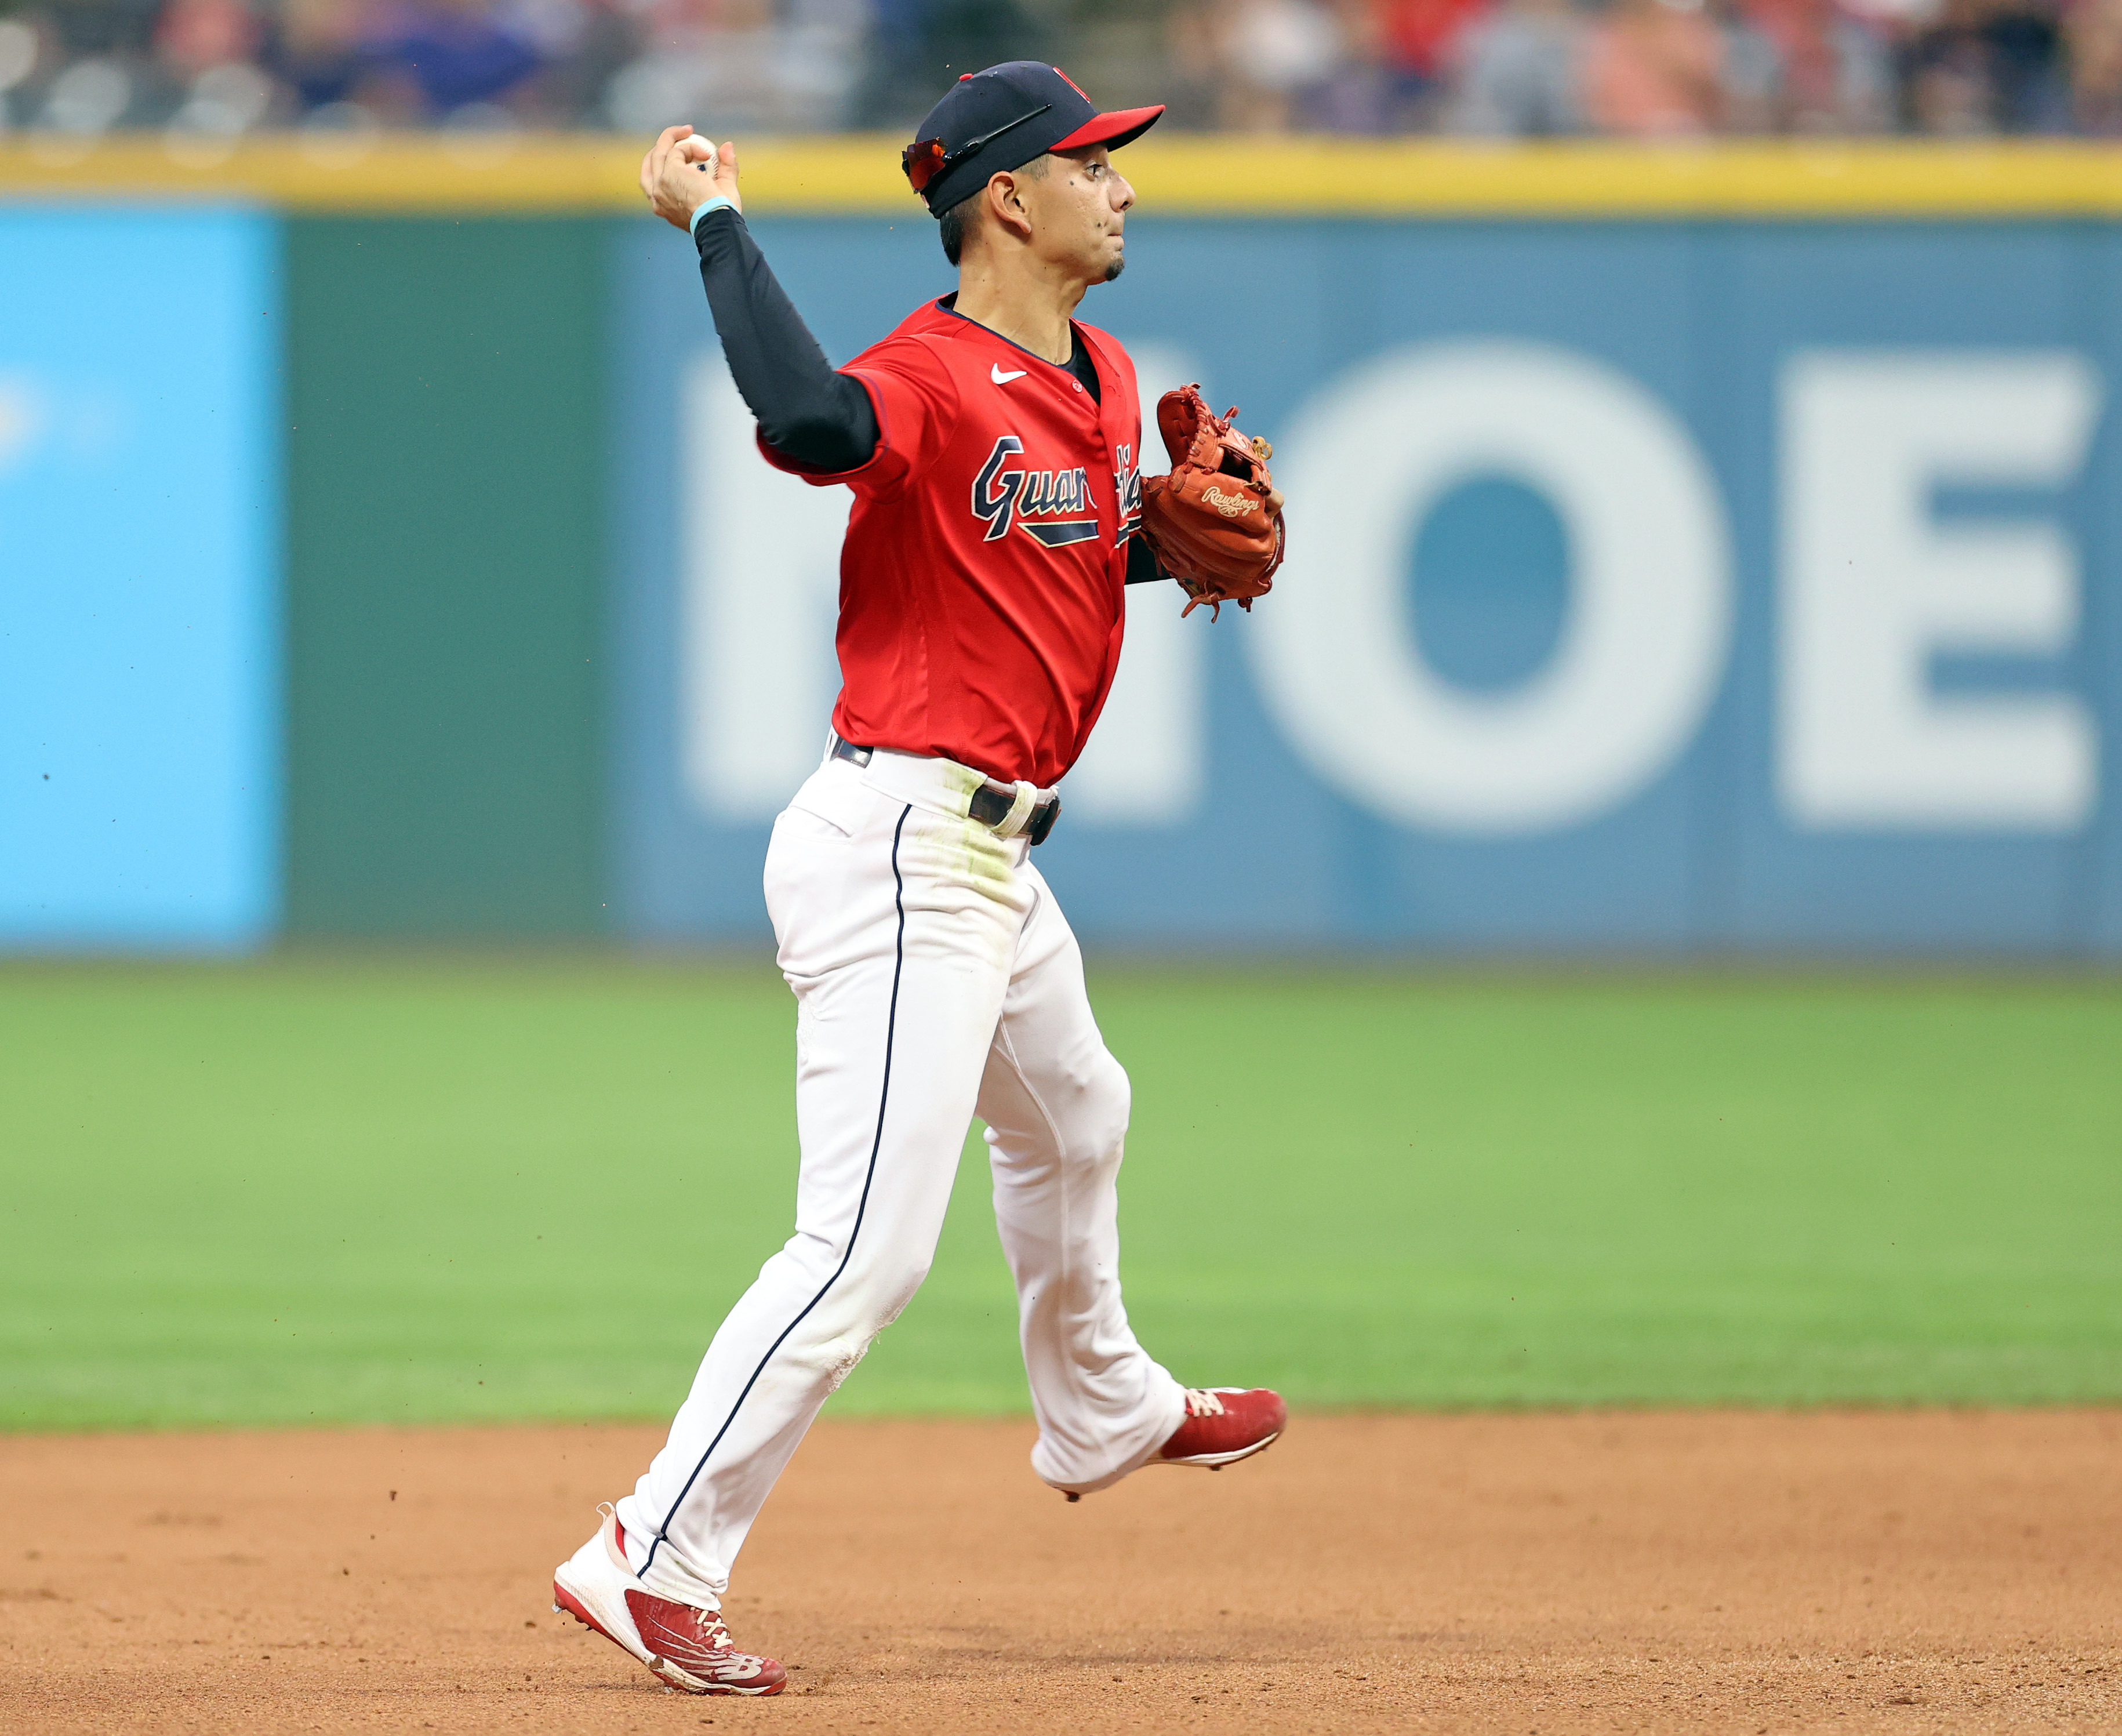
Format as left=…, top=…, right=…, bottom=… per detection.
left=830, top=736, right=1062, bottom=847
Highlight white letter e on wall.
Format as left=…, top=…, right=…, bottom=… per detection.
left=1778, top=350, right=2101, bottom=832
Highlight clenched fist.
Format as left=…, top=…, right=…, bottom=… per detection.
left=641, top=125, right=742, bottom=232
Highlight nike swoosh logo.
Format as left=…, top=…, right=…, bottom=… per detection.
left=991, top=364, right=1028, bottom=385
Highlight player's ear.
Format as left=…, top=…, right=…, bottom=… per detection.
left=986, top=171, right=1034, bottom=245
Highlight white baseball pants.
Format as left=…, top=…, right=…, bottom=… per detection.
left=614, top=747, right=1186, bottom=1608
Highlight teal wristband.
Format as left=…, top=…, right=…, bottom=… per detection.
left=690, top=196, right=736, bottom=235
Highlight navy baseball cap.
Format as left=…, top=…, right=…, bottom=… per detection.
left=903, top=61, right=1164, bottom=217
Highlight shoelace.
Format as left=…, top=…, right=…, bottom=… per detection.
left=679, top=1606, right=734, bottom=1650
left=1181, top=1388, right=1227, bottom=1418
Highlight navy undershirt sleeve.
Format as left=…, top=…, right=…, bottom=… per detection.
left=1125, top=533, right=1162, bottom=584
left=693, top=205, right=880, bottom=473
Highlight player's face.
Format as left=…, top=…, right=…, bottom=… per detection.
left=1030, top=147, right=1135, bottom=285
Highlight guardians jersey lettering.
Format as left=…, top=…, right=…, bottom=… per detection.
left=972, top=437, right=1099, bottom=546
left=1113, top=442, right=1142, bottom=545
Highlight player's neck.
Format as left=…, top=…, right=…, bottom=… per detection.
left=951, top=251, right=1089, bottom=367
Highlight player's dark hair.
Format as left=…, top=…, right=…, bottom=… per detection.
left=937, top=157, right=1050, bottom=265
left=938, top=192, right=979, bottom=266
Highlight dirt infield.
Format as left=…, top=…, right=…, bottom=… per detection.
left=4, top=1412, right=2117, bottom=1735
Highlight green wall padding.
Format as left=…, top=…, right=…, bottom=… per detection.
left=284, top=217, right=606, bottom=938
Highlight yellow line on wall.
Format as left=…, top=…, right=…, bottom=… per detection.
left=5, top=134, right=2122, bottom=216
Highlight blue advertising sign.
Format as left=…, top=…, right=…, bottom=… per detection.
left=608, top=216, right=2122, bottom=956
left=0, top=209, right=281, bottom=950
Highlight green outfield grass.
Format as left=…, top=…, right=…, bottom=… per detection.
left=2, top=958, right=2116, bottom=1430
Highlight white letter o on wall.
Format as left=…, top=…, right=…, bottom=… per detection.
left=1249, top=342, right=1735, bottom=834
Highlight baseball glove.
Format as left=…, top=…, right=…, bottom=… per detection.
left=1137, top=384, right=1287, bottom=619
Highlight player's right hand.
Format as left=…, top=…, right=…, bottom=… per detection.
left=641, top=125, right=742, bottom=232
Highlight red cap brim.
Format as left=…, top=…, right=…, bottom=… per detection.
left=1049, top=104, right=1165, bottom=155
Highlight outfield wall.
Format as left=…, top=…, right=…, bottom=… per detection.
left=1, top=208, right=282, bottom=949
left=5, top=143, right=2121, bottom=955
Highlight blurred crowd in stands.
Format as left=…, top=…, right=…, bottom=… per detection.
left=1, top=0, right=2119, bottom=144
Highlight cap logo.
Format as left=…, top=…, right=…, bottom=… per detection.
left=1053, top=66, right=1089, bottom=101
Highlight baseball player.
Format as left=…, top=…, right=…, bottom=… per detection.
left=553, top=61, right=1289, bottom=1697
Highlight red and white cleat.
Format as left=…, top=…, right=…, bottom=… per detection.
left=551, top=1506, right=786, bottom=1696
left=1157, top=1386, right=1287, bottom=1469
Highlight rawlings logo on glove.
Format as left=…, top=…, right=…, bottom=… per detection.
left=1136, top=384, right=1287, bottom=618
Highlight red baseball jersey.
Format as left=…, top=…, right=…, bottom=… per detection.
left=760, top=297, right=1145, bottom=789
